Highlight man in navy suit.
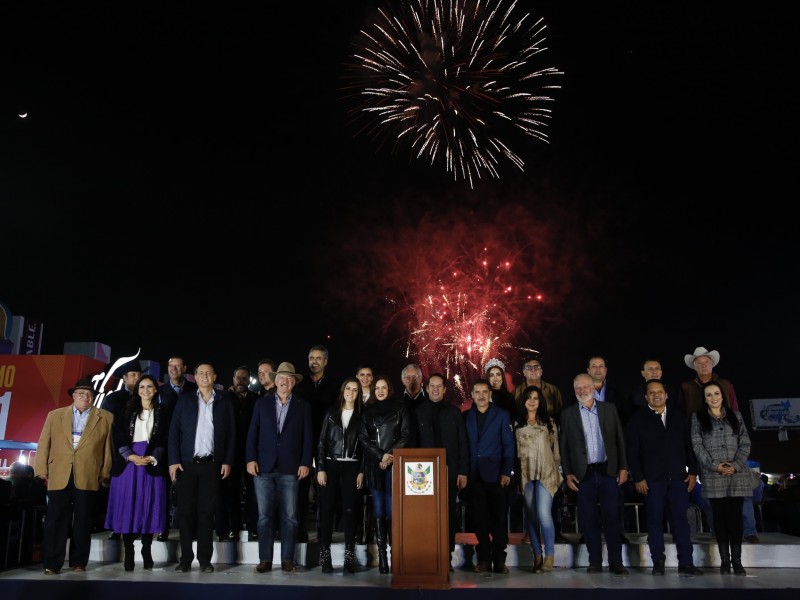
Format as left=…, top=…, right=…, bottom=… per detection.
left=626, top=379, right=703, bottom=577
left=463, top=378, right=515, bottom=574
left=168, top=362, right=236, bottom=573
left=246, top=362, right=313, bottom=574
left=560, top=373, right=629, bottom=576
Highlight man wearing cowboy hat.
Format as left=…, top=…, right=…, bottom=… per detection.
left=678, top=346, right=739, bottom=421
left=35, top=377, right=114, bottom=575
left=246, top=361, right=313, bottom=574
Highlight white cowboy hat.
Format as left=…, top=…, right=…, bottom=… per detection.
left=684, top=346, right=720, bottom=369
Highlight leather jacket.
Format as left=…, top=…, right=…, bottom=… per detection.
left=316, top=406, right=363, bottom=472
left=359, top=396, right=412, bottom=490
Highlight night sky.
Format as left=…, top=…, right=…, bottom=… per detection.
left=3, top=1, right=799, bottom=444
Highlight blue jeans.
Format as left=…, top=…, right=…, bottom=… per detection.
left=523, top=480, right=555, bottom=556
left=369, top=469, right=394, bottom=519
left=254, top=472, right=299, bottom=562
left=742, top=496, right=757, bottom=537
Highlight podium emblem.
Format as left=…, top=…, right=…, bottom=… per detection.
left=405, top=462, right=433, bottom=495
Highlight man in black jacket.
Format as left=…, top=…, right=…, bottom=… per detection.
left=415, top=373, right=469, bottom=571
left=626, top=379, right=703, bottom=577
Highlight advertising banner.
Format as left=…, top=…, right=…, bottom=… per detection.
left=0, top=355, right=105, bottom=473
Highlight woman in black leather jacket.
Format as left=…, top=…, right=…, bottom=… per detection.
left=316, top=377, right=364, bottom=573
left=358, top=375, right=412, bottom=573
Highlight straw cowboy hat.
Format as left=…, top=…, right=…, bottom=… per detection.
left=684, top=346, right=720, bottom=369
left=268, top=362, right=304, bottom=383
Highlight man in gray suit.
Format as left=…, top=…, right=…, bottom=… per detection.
left=560, top=373, right=629, bottom=576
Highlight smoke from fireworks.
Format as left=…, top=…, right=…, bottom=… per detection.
left=341, top=0, right=563, bottom=187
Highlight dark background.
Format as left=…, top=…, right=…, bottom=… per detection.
left=2, top=2, right=799, bottom=466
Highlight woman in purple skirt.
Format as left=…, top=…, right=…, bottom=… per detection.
left=105, top=374, right=169, bottom=571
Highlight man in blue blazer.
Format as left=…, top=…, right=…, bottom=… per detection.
left=463, top=378, right=515, bottom=574
left=246, top=361, right=313, bottom=574
left=560, top=373, right=629, bottom=576
left=168, top=362, right=236, bottom=573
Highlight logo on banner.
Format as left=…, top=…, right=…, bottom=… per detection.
left=405, top=462, right=433, bottom=495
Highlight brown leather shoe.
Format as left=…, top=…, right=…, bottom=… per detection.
left=72, top=566, right=86, bottom=572
left=281, top=560, right=296, bottom=573
left=255, top=561, right=272, bottom=573
left=43, top=568, right=61, bottom=575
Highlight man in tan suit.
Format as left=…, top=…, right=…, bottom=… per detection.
left=35, top=377, right=114, bottom=575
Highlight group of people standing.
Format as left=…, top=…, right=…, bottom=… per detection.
left=32, top=344, right=755, bottom=578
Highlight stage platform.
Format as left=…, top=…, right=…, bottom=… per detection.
left=76, top=530, right=800, bottom=570
left=2, top=531, right=799, bottom=600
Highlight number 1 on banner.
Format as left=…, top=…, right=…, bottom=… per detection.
left=0, top=391, right=10, bottom=440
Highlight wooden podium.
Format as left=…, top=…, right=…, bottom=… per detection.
left=390, top=448, right=450, bottom=589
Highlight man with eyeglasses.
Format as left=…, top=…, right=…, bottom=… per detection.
left=400, top=363, right=425, bottom=440
left=401, top=363, right=426, bottom=408
left=560, top=373, right=629, bottom=577
left=36, top=378, right=114, bottom=575
left=513, top=356, right=564, bottom=424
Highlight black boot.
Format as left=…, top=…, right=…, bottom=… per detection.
left=141, top=534, right=154, bottom=570
left=375, top=518, right=389, bottom=574
left=122, top=534, right=136, bottom=572
left=343, top=543, right=356, bottom=574
left=320, top=544, right=333, bottom=573
left=731, top=544, right=746, bottom=576
left=718, top=544, right=731, bottom=574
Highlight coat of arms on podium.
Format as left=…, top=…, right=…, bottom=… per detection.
left=405, top=462, right=433, bottom=495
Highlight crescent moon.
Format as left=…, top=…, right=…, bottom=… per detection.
left=19, top=113, right=27, bottom=118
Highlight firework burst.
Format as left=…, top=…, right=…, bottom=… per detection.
left=385, top=243, right=540, bottom=402
left=342, top=0, right=563, bottom=186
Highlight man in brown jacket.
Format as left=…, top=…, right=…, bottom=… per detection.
left=35, top=377, right=114, bottom=575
